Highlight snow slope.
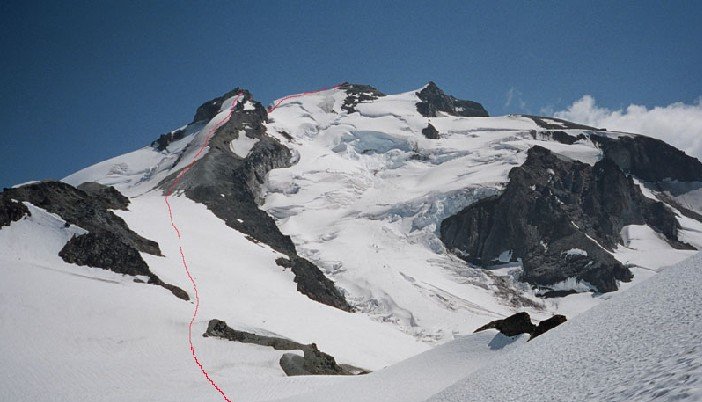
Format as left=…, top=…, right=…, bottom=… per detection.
left=274, top=332, right=527, bottom=402
left=0, top=198, right=427, bottom=402
left=429, top=252, right=702, bottom=402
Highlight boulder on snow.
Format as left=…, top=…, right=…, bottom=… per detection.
left=422, top=123, right=440, bottom=139
left=59, top=232, right=189, bottom=300
left=279, top=343, right=350, bottom=376
left=474, top=312, right=567, bottom=341
left=530, top=314, right=567, bottom=340
left=474, top=312, right=536, bottom=337
left=204, top=319, right=365, bottom=376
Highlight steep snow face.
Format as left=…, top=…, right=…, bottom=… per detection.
left=63, top=93, right=244, bottom=196
left=428, top=252, right=702, bottom=402
left=264, top=88, right=551, bottom=340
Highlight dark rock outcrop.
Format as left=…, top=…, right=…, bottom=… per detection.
left=339, top=83, right=385, bottom=114
left=532, top=130, right=587, bottom=145
left=4, top=181, right=159, bottom=255
left=421, top=123, right=440, bottom=139
left=204, top=319, right=364, bottom=376
left=474, top=312, right=536, bottom=337
left=474, top=312, right=566, bottom=341
left=161, top=89, right=352, bottom=311
left=76, top=182, right=129, bottom=211
left=276, top=257, right=351, bottom=311
left=59, top=232, right=152, bottom=277
left=0, top=195, right=30, bottom=227
left=279, top=344, right=350, bottom=376
left=525, top=115, right=601, bottom=130
left=2, top=182, right=186, bottom=300
left=530, top=314, right=567, bottom=340
left=59, top=232, right=189, bottom=300
left=415, top=81, right=488, bottom=117
left=592, top=133, right=702, bottom=182
left=151, top=127, right=188, bottom=152
left=441, top=146, right=689, bottom=292
left=192, top=88, right=267, bottom=124
left=204, top=319, right=307, bottom=350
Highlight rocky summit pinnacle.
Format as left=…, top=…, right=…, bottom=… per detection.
left=415, top=81, right=489, bottom=117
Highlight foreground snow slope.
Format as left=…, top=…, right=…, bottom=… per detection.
left=274, top=331, right=526, bottom=402
left=429, top=252, right=702, bottom=402
left=0, top=198, right=427, bottom=401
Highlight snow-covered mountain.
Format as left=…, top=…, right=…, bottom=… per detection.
left=2, top=82, right=701, bottom=401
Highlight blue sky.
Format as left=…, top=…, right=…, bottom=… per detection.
left=1, top=1, right=701, bottom=188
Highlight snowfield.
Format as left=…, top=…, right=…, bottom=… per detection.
left=429, top=252, right=702, bottom=402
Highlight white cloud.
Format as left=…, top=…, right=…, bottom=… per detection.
left=505, top=87, right=527, bottom=112
left=554, top=95, right=702, bottom=159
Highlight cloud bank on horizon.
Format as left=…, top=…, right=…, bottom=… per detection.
left=554, top=95, right=702, bottom=160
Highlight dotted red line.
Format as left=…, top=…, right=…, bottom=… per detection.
left=164, top=93, right=243, bottom=402
left=163, top=83, right=342, bottom=401
left=267, top=83, right=344, bottom=113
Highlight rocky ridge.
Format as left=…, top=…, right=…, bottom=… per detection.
left=415, top=81, right=488, bottom=117
left=441, top=145, right=693, bottom=292
left=157, top=89, right=352, bottom=311
left=1, top=181, right=188, bottom=300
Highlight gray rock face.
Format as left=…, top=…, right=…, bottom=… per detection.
left=59, top=232, right=152, bottom=277
left=275, top=257, right=352, bottom=312
left=441, top=146, right=690, bottom=292
left=161, top=89, right=352, bottom=311
left=339, top=83, right=385, bottom=113
left=422, top=123, right=440, bottom=139
left=58, top=231, right=188, bottom=300
left=4, top=181, right=160, bottom=255
left=204, top=320, right=363, bottom=376
left=0, top=195, right=30, bottom=227
left=592, top=133, right=702, bottom=182
left=415, top=81, right=488, bottom=117
left=279, top=344, right=348, bottom=376
left=76, top=182, right=129, bottom=211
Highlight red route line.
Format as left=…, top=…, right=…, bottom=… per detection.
left=163, top=83, right=341, bottom=401
left=164, top=92, right=242, bottom=402
left=267, top=82, right=344, bottom=113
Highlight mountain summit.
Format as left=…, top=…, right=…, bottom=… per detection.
left=2, top=82, right=702, bottom=401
